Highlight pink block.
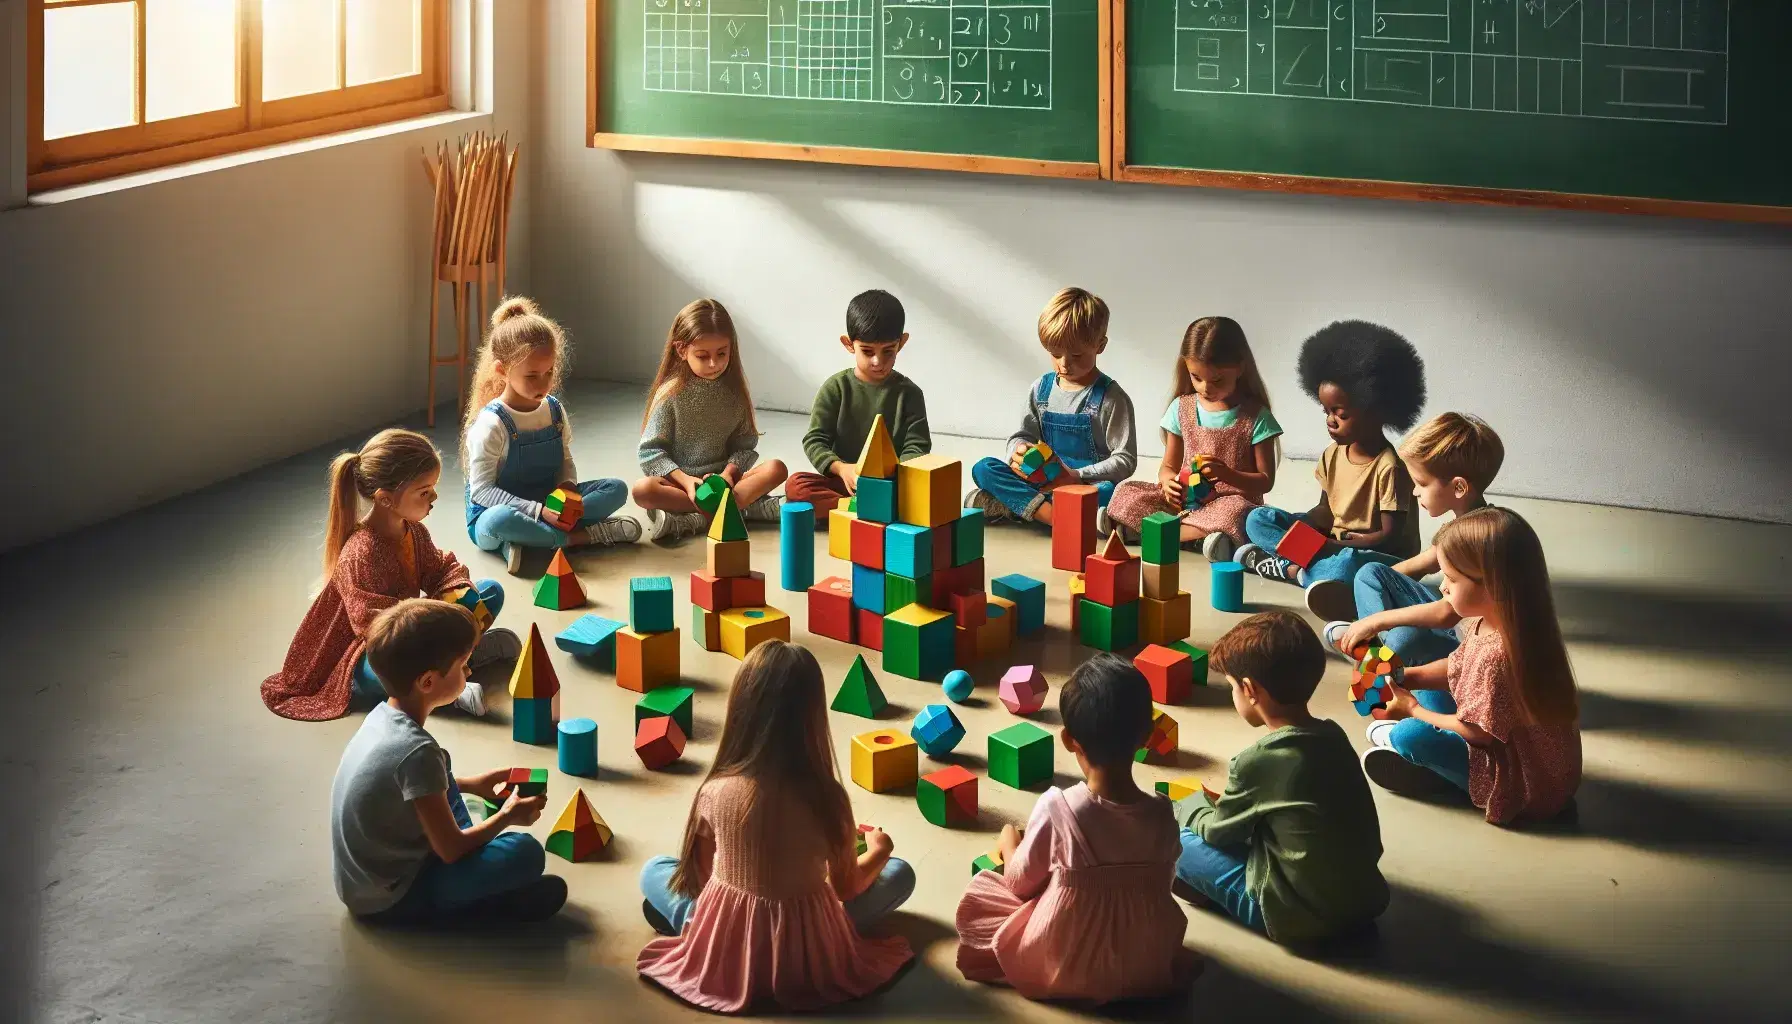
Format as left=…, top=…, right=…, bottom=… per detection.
left=999, top=665, right=1047, bottom=715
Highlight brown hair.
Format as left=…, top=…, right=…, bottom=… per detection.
left=323, top=429, right=441, bottom=579
left=1038, top=287, right=1110, bottom=355
left=461, top=296, right=568, bottom=456
left=1436, top=508, right=1578, bottom=727
left=363, top=599, right=478, bottom=698
left=1211, top=609, right=1327, bottom=706
left=1400, top=412, right=1505, bottom=492
left=641, top=298, right=759, bottom=436
left=669, top=641, right=852, bottom=897
left=1172, top=316, right=1272, bottom=414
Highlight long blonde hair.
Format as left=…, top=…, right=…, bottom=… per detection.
left=1437, top=507, right=1578, bottom=727
left=461, top=296, right=567, bottom=458
left=323, top=429, right=441, bottom=579
left=1172, top=316, right=1272, bottom=413
left=641, top=299, right=759, bottom=436
left=669, top=641, right=852, bottom=897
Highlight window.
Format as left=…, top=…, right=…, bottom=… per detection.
left=27, top=0, right=448, bottom=191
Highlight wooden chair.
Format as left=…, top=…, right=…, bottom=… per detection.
left=423, top=133, right=521, bottom=426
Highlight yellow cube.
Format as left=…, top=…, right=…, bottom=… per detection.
left=1069, top=574, right=1086, bottom=634
left=1157, top=775, right=1203, bottom=801
left=708, top=539, right=751, bottom=579
left=828, top=508, right=857, bottom=561
left=1142, top=561, right=1179, bottom=601
left=850, top=729, right=918, bottom=793
left=896, top=454, right=962, bottom=528
left=977, top=595, right=1017, bottom=659
left=1139, top=591, right=1192, bottom=646
left=719, top=606, right=791, bottom=660
left=618, top=627, right=680, bottom=693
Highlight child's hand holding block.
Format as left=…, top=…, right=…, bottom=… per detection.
left=1012, top=441, right=1065, bottom=485
left=1348, top=642, right=1404, bottom=718
left=694, top=474, right=729, bottom=516
left=1178, top=456, right=1214, bottom=510
left=542, top=487, right=584, bottom=531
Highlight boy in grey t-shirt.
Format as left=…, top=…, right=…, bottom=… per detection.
left=331, top=599, right=563, bottom=926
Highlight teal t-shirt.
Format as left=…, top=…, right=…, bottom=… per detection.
left=1159, top=399, right=1283, bottom=446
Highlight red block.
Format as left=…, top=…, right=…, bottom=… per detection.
left=1277, top=520, right=1327, bottom=568
left=850, top=518, right=886, bottom=570
left=856, top=606, right=885, bottom=651
left=732, top=570, right=766, bottom=608
left=933, top=520, right=954, bottom=572
left=1085, top=553, right=1140, bottom=607
left=1134, top=644, right=1193, bottom=705
left=949, top=590, right=987, bottom=630
left=692, top=569, right=768, bottom=611
left=934, top=558, right=985, bottom=605
left=634, top=716, right=686, bottom=770
left=808, top=576, right=856, bottom=644
left=1052, top=484, right=1099, bottom=572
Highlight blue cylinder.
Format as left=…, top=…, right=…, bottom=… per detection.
left=558, top=717, right=598, bottom=776
left=1211, top=562, right=1245, bottom=613
left=781, top=501, right=816, bottom=592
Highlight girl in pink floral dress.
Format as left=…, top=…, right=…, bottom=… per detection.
left=637, top=641, right=914, bottom=1013
left=956, top=653, right=1194, bottom=1004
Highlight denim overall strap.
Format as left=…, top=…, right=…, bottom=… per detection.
left=1038, top=373, right=1109, bottom=471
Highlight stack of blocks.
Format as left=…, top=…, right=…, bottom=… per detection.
left=620, top=576, right=680, bottom=692
left=1350, top=642, right=1404, bottom=718
left=509, top=625, right=560, bottom=745
left=1137, top=513, right=1193, bottom=646
left=1079, top=533, right=1141, bottom=652
left=691, top=483, right=791, bottom=660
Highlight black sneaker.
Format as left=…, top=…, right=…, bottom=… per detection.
left=1305, top=579, right=1357, bottom=622
left=642, top=898, right=678, bottom=936
left=1362, top=748, right=1461, bottom=800
left=459, top=874, right=568, bottom=926
left=1237, top=543, right=1297, bottom=584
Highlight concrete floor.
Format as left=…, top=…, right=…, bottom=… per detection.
left=5, top=381, right=1790, bottom=1023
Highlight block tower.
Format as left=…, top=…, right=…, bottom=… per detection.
left=509, top=624, right=560, bottom=744
left=808, top=415, right=1009, bottom=680
left=619, top=576, right=680, bottom=693
left=1078, top=532, right=1140, bottom=652
left=690, top=481, right=791, bottom=659
left=1137, top=512, right=1192, bottom=646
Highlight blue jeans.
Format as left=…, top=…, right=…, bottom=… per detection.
left=970, top=457, right=1115, bottom=521
left=1353, top=562, right=1458, bottom=666
left=362, top=779, right=548, bottom=926
left=351, top=579, right=504, bottom=706
left=471, top=478, right=628, bottom=553
left=638, top=854, right=917, bottom=936
left=1244, top=506, right=1401, bottom=584
left=1384, top=689, right=1471, bottom=791
left=1175, top=831, right=1264, bottom=933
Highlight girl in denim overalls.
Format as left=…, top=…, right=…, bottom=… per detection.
left=462, top=298, right=636, bottom=575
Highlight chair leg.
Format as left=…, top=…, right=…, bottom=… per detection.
left=427, top=278, right=440, bottom=427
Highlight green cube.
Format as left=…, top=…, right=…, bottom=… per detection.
left=953, top=508, right=985, bottom=567
left=971, top=852, right=1005, bottom=876
left=1079, top=599, right=1140, bottom=652
left=988, top=721, right=1053, bottom=789
left=635, top=685, right=695, bottom=738
left=1169, top=640, right=1211, bottom=684
left=884, top=572, right=931, bottom=613
left=1141, top=512, right=1182, bottom=565
left=883, top=607, right=955, bottom=681
left=629, top=576, right=675, bottom=634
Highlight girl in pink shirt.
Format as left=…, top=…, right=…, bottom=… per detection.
left=956, top=653, right=1194, bottom=1004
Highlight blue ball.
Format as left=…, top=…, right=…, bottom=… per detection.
left=943, top=669, right=974, bottom=703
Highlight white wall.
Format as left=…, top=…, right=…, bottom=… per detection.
left=530, top=1, right=1792, bottom=525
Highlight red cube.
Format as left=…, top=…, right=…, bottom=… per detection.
left=634, top=715, right=686, bottom=770
left=1085, top=552, right=1140, bottom=607
left=690, top=570, right=727, bottom=612
left=808, top=576, right=856, bottom=644
left=1277, top=520, right=1328, bottom=569
left=732, top=570, right=766, bottom=608
left=856, top=606, right=884, bottom=651
left=949, top=590, right=988, bottom=630
left=850, top=518, right=886, bottom=570
left=932, top=520, right=954, bottom=572
left=1134, top=644, right=1193, bottom=705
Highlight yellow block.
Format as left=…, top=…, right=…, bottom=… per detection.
left=1158, top=775, right=1203, bottom=801
left=896, top=454, right=962, bottom=528
left=828, top=508, right=857, bottom=561
left=708, top=539, right=751, bottom=579
left=1140, top=708, right=1180, bottom=763
left=977, top=595, right=1017, bottom=659
left=617, top=628, right=680, bottom=693
left=884, top=602, right=953, bottom=630
left=720, top=606, right=792, bottom=660
left=1068, top=574, right=1086, bottom=634
left=855, top=414, right=899, bottom=478
left=1140, top=591, right=1192, bottom=646
left=1142, top=561, right=1179, bottom=601
left=850, top=729, right=918, bottom=792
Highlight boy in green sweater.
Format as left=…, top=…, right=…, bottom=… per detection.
left=1174, top=610, right=1389, bottom=944
left=786, top=289, right=932, bottom=515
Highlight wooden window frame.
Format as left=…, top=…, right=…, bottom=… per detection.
left=26, top=0, right=451, bottom=192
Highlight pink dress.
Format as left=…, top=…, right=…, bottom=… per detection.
left=637, top=776, right=912, bottom=1013
left=955, top=784, right=1188, bottom=1004
left=1106, top=396, right=1262, bottom=543
left=1450, top=620, right=1582, bottom=824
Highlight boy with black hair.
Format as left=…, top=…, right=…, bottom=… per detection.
left=331, top=598, right=565, bottom=927
left=787, top=289, right=932, bottom=516
left=1236, top=319, right=1427, bottom=622
left=1174, top=611, right=1388, bottom=944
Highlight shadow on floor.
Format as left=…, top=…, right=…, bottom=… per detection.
left=1546, top=774, right=1792, bottom=867
left=1578, top=688, right=1792, bottom=752
left=1553, top=579, right=1792, bottom=661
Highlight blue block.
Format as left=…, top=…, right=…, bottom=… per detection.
left=780, top=501, right=816, bottom=592
left=953, top=507, right=984, bottom=566
left=513, top=696, right=555, bottom=745
left=558, top=717, right=598, bottom=776
left=911, top=704, right=966, bottom=756
left=992, top=574, right=1046, bottom=636
left=851, top=562, right=887, bottom=614
left=857, top=476, right=896, bottom=524
left=630, top=576, right=675, bottom=633
left=555, top=615, right=623, bottom=670
left=884, top=523, right=933, bottom=579
left=1211, top=562, right=1245, bottom=612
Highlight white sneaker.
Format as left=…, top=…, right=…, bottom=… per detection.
left=503, top=543, right=526, bottom=576
left=470, top=626, right=522, bottom=669
left=1096, top=506, right=1113, bottom=538
left=453, top=681, right=488, bottom=717
left=744, top=494, right=785, bottom=522
left=1323, top=621, right=1353, bottom=661
left=648, top=508, right=706, bottom=544
left=1201, top=532, right=1236, bottom=563
left=964, top=487, right=1014, bottom=524
left=573, top=516, right=643, bottom=547
left=1365, top=718, right=1398, bottom=748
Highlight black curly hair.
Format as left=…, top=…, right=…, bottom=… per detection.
left=1296, top=320, right=1427, bottom=432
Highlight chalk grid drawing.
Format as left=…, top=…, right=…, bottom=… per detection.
left=1172, top=0, right=1729, bottom=124
left=644, top=0, right=1053, bottom=108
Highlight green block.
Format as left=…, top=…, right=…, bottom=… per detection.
left=883, top=610, right=955, bottom=681
left=884, top=572, right=930, bottom=613
left=1169, top=640, right=1212, bottom=684
left=1078, top=599, right=1139, bottom=652
left=971, top=852, right=1004, bottom=876
left=988, top=721, right=1053, bottom=789
left=953, top=507, right=984, bottom=566
left=694, top=474, right=729, bottom=516
left=844, top=496, right=857, bottom=513
left=711, top=494, right=749, bottom=542
left=1140, top=512, right=1182, bottom=565
left=635, top=685, right=695, bottom=738
left=830, top=654, right=887, bottom=717
left=629, top=576, right=675, bottom=633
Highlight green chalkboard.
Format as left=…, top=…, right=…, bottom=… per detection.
left=1121, top=0, right=1790, bottom=215
left=597, top=0, right=1103, bottom=174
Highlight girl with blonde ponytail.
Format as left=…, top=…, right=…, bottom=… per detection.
left=463, top=296, right=638, bottom=575
left=262, top=429, right=517, bottom=722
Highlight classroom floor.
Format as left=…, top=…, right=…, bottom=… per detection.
left=7, top=381, right=1790, bottom=1024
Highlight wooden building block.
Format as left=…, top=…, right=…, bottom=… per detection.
left=780, top=500, right=816, bottom=591
left=508, top=624, right=560, bottom=701
left=1139, top=591, right=1192, bottom=646
left=850, top=729, right=918, bottom=792
left=917, top=765, right=978, bottom=827
left=831, top=653, right=886, bottom=718
left=1134, top=644, right=1194, bottom=705
left=557, top=717, right=598, bottom=776
left=977, top=596, right=1016, bottom=659
left=1142, top=560, right=1180, bottom=601
left=1277, top=519, right=1328, bottom=569
left=988, top=721, right=1053, bottom=789
left=991, top=574, right=1045, bottom=636
left=856, top=414, right=899, bottom=478
left=1085, top=533, right=1140, bottom=607
left=1180, top=459, right=1214, bottom=508
left=998, top=664, right=1047, bottom=715
left=953, top=507, right=984, bottom=567
left=828, top=508, right=857, bottom=561
left=910, top=703, right=965, bottom=756
left=707, top=538, right=751, bottom=579
left=692, top=604, right=721, bottom=651
left=635, top=685, right=696, bottom=739
left=443, top=584, right=495, bottom=634
left=1169, top=641, right=1211, bottom=686
left=719, top=606, right=791, bottom=660
left=694, top=474, right=730, bottom=516
left=933, top=557, right=985, bottom=606
left=1079, top=599, right=1139, bottom=652
left=932, top=519, right=955, bottom=572
left=971, top=848, right=1006, bottom=875
left=1135, top=708, right=1180, bottom=764
left=617, top=627, right=680, bottom=692
left=1051, top=484, right=1099, bottom=571
left=533, top=549, right=586, bottom=610
left=554, top=615, right=622, bottom=669
left=807, top=576, right=856, bottom=644
left=507, top=766, right=549, bottom=797
left=855, top=606, right=885, bottom=651
left=1210, top=561, right=1245, bottom=612
left=856, top=475, right=896, bottom=524
left=1140, top=512, right=1182, bottom=565
left=883, top=523, right=933, bottom=579
left=850, top=517, right=887, bottom=570
left=1155, top=776, right=1204, bottom=802
left=948, top=590, right=987, bottom=630
left=634, top=715, right=686, bottom=770
left=896, top=454, right=961, bottom=528
left=851, top=562, right=886, bottom=614
left=883, top=604, right=956, bottom=681
left=546, top=790, right=610, bottom=862
left=541, top=487, right=584, bottom=532
left=884, top=571, right=929, bottom=613
left=708, top=492, right=748, bottom=542
left=512, top=696, right=555, bottom=746
left=629, top=576, right=676, bottom=633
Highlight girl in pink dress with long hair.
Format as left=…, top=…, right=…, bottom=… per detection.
left=956, top=653, right=1196, bottom=1004
left=637, top=641, right=914, bottom=1013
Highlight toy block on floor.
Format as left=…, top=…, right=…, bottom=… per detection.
left=1140, top=591, right=1192, bottom=646
left=1135, top=644, right=1194, bottom=705
left=856, top=413, right=899, bottom=478
left=1155, top=776, right=1203, bottom=802
left=542, top=487, right=584, bottom=532
left=507, top=766, right=549, bottom=797
left=1135, top=708, right=1179, bottom=764
left=629, top=576, right=675, bottom=633
left=557, top=717, right=598, bottom=776
left=1276, top=519, right=1327, bottom=569
left=636, top=685, right=695, bottom=739
left=828, top=508, right=857, bottom=560
left=1051, top=484, right=1099, bottom=571
left=850, top=729, right=918, bottom=793
left=1086, top=532, right=1140, bottom=607
left=1142, top=560, right=1180, bottom=601
left=720, top=607, right=791, bottom=660
left=709, top=492, right=749, bottom=543
left=1069, top=574, right=1086, bottom=634
left=509, top=623, right=560, bottom=701
left=780, top=501, right=815, bottom=591
left=707, top=538, right=752, bottom=579
left=850, top=517, right=887, bottom=570
left=917, top=765, right=978, bottom=827
left=694, top=474, right=730, bottom=516
left=856, top=606, right=885, bottom=651
left=512, top=697, right=555, bottom=746
left=884, top=572, right=930, bottom=613
left=831, top=653, right=887, bottom=718
left=1211, top=561, right=1245, bottom=612
left=1349, top=642, right=1403, bottom=717
left=851, top=562, right=887, bottom=614
left=634, top=715, right=686, bottom=770
left=977, top=596, right=1016, bottom=659
left=857, top=475, right=896, bottom=524
left=948, top=590, right=987, bottom=630
left=1079, top=598, right=1139, bottom=652
left=989, top=721, right=1053, bottom=789
left=971, top=848, right=1005, bottom=876
left=1140, top=512, right=1181, bottom=565
left=533, top=549, right=586, bottom=610
left=617, top=627, right=680, bottom=692
left=999, top=664, right=1048, bottom=715
left=692, top=604, right=721, bottom=651
left=554, top=615, right=622, bottom=668
left=992, top=574, right=1045, bottom=636
left=883, top=604, right=955, bottom=681
left=883, top=523, right=933, bottom=579
left=896, top=454, right=961, bottom=528
left=910, top=704, right=965, bottom=756
left=807, top=576, right=856, bottom=644
left=443, top=585, right=495, bottom=634
left=546, top=790, right=611, bottom=861
left=1168, top=641, right=1211, bottom=685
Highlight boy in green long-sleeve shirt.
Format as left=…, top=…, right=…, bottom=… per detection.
left=1173, top=610, right=1389, bottom=944
left=786, top=289, right=932, bottom=515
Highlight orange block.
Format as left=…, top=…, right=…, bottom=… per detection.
left=617, top=627, right=680, bottom=692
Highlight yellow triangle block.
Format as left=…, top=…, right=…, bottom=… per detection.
left=508, top=623, right=559, bottom=699
left=855, top=414, right=898, bottom=478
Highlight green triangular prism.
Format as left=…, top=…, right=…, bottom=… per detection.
left=830, top=654, right=887, bottom=718
left=545, top=829, right=574, bottom=861
left=708, top=490, right=749, bottom=542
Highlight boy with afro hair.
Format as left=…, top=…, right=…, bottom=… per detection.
left=1235, top=320, right=1427, bottom=622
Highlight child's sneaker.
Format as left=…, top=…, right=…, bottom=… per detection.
left=1236, top=543, right=1298, bottom=585
left=744, top=494, right=785, bottom=522
left=1201, top=531, right=1236, bottom=563
left=469, top=626, right=522, bottom=669
left=1096, top=506, right=1112, bottom=538
left=647, top=509, right=706, bottom=544
left=452, top=681, right=488, bottom=717
left=1323, top=621, right=1353, bottom=661
left=503, top=542, right=526, bottom=577
left=1304, top=578, right=1356, bottom=622
left=1362, top=747, right=1458, bottom=799
left=571, top=516, right=642, bottom=547
left=463, top=875, right=568, bottom=925
left=963, top=487, right=1013, bottom=524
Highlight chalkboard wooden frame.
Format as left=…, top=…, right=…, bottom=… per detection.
left=587, top=0, right=1112, bottom=181
left=1109, top=1, right=1787, bottom=225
